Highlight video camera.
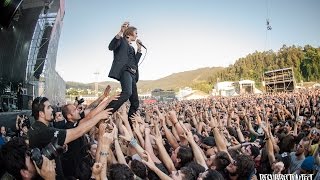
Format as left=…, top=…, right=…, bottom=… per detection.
left=29, top=137, right=64, bottom=168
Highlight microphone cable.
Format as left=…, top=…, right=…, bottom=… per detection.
left=138, top=48, right=147, bottom=67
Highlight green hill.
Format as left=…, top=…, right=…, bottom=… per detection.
left=66, top=44, right=320, bottom=94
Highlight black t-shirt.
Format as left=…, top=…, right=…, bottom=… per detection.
left=53, top=120, right=66, bottom=129
left=28, top=121, right=67, bottom=180
left=62, top=120, right=87, bottom=178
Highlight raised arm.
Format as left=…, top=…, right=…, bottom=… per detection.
left=142, top=151, right=173, bottom=180
left=153, top=122, right=176, bottom=172
left=144, top=127, right=161, bottom=164
left=87, top=85, right=111, bottom=110
left=64, top=108, right=113, bottom=144
left=113, top=125, right=128, bottom=165
left=182, top=127, right=208, bottom=169
left=108, top=22, right=129, bottom=50
left=161, top=114, right=179, bottom=150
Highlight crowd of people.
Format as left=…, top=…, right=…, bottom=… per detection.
left=0, top=85, right=319, bottom=180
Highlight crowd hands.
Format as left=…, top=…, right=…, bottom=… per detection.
left=1, top=86, right=320, bottom=180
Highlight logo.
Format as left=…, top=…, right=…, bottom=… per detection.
left=54, top=130, right=59, bottom=137
left=259, top=174, right=313, bottom=180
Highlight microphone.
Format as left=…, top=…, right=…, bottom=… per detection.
left=137, top=41, right=147, bottom=49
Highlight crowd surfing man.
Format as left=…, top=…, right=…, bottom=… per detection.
left=1, top=87, right=319, bottom=180
left=106, top=21, right=144, bottom=124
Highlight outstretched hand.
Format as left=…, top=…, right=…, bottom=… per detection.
left=34, top=156, right=56, bottom=180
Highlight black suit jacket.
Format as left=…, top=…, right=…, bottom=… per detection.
left=108, top=36, right=142, bottom=82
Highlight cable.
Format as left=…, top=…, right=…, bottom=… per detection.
left=138, top=48, right=148, bottom=67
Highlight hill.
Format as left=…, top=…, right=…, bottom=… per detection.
left=66, top=44, right=320, bottom=94
left=66, top=67, right=223, bottom=93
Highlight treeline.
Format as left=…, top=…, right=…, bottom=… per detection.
left=207, top=44, right=320, bottom=87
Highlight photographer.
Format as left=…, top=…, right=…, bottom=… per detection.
left=60, top=88, right=117, bottom=178
left=28, top=97, right=113, bottom=179
left=53, top=107, right=66, bottom=129
left=0, top=137, right=55, bottom=180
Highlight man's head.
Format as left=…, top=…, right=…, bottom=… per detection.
left=124, top=26, right=138, bottom=42
left=61, top=104, right=81, bottom=122
left=130, top=159, right=147, bottom=179
left=226, top=154, right=255, bottom=179
left=198, top=169, right=224, bottom=180
left=0, top=125, right=6, bottom=136
left=170, top=167, right=196, bottom=180
left=54, top=109, right=64, bottom=122
left=300, top=156, right=315, bottom=174
left=296, top=137, right=310, bottom=156
left=108, top=163, right=134, bottom=180
left=32, top=97, right=52, bottom=122
left=284, top=120, right=294, bottom=133
left=207, top=151, right=230, bottom=170
left=171, top=145, right=193, bottom=168
left=242, top=144, right=260, bottom=160
left=0, top=137, right=37, bottom=179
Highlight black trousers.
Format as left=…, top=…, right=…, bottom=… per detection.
left=106, top=71, right=139, bottom=124
left=17, top=95, right=23, bottom=110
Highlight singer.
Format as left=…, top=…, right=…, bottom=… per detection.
left=106, top=22, right=143, bottom=123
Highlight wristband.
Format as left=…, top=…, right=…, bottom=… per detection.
left=100, top=151, right=108, bottom=156
left=130, top=137, right=138, bottom=147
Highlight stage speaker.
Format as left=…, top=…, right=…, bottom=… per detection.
left=33, top=25, right=53, bottom=79
left=0, top=0, right=23, bottom=28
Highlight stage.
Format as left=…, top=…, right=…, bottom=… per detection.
left=0, top=110, right=33, bottom=132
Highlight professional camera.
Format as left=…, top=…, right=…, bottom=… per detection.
left=29, top=137, right=64, bottom=168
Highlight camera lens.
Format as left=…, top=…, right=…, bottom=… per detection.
left=30, top=148, right=43, bottom=168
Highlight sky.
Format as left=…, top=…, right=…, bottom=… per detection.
left=56, top=0, right=320, bottom=83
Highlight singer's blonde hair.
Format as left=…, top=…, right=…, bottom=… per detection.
left=123, top=26, right=137, bottom=38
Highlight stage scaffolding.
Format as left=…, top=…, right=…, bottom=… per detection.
left=264, top=67, right=296, bottom=93
left=25, top=2, right=65, bottom=105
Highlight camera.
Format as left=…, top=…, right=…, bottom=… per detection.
left=75, top=97, right=85, bottom=105
left=29, top=137, right=63, bottom=168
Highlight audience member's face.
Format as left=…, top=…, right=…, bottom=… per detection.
left=296, top=140, right=308, bottom=155
left=170, top=170, right=184, bottom=180
left=226, top=159, right=237, bottom=174
left=206, top=147, right=216, bottom=158
left=284, top=122, right=291, bottom=133
left=68, top=105, right=81, bottom=121
left=89, top=143, right=97, bottom=159
left=23, top=155, right=37, bottom=178
left=0, top=126, right=6, bottom=135
left=43, top=101, right=53, bottom=121
left=242, top=145, right=252, bottom=157
left=206, top=154, right=216, bottom=168
left=55, top=112, right=64, bottom=121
